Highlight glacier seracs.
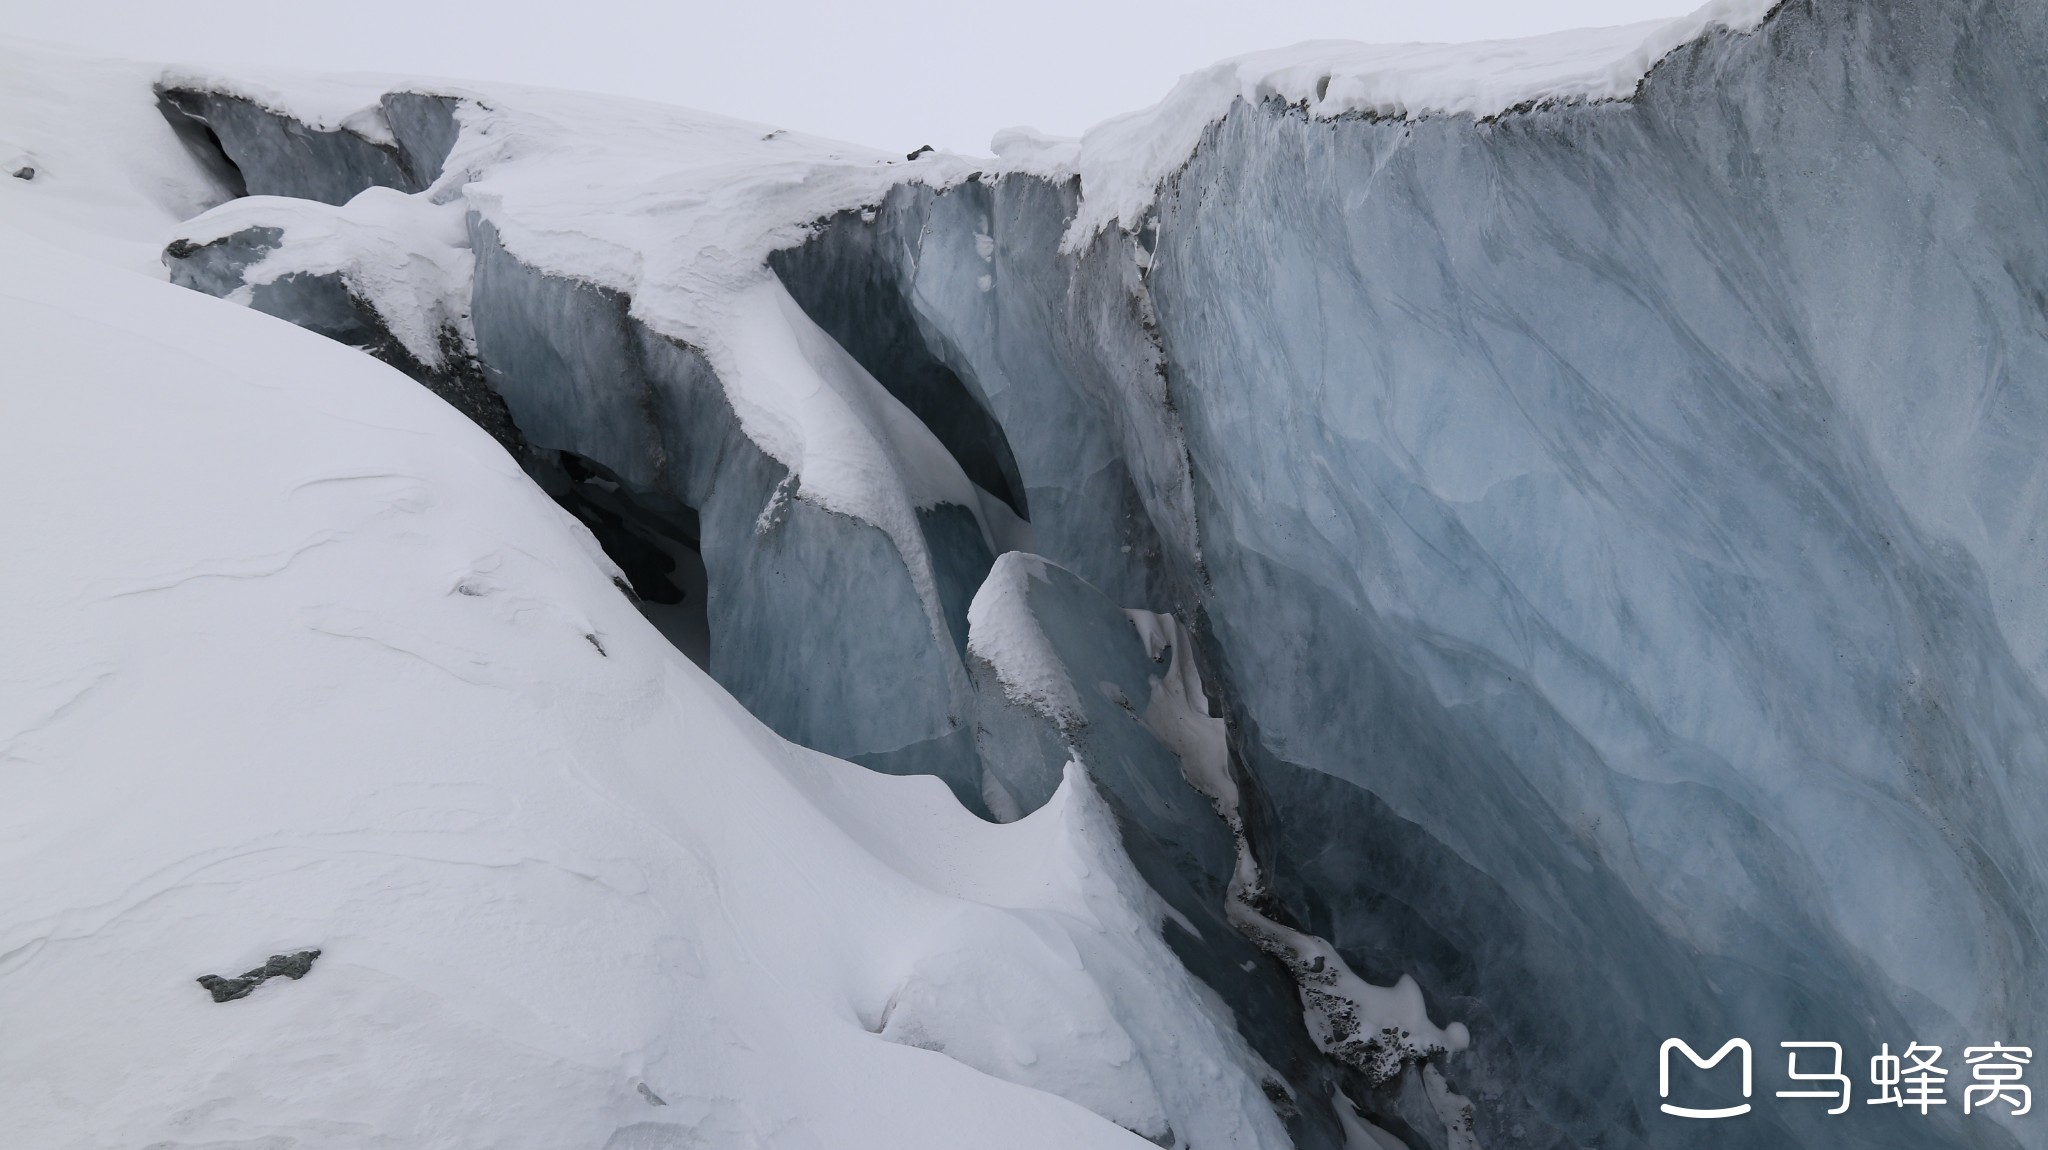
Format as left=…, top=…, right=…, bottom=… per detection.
left=10, top=0, right=2048, bottom=1147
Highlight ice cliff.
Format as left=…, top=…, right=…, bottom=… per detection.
left=7, top=0, right=2048, bottom=1146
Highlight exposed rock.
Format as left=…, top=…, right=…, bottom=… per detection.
left=196, top=949, right=322, bottom=1003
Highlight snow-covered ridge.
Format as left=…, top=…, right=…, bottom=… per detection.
left=1059, top=0, right=1779, bottom=243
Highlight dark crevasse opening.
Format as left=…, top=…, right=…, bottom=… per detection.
left=154, top=92, right=248, bottom=199
left=768, top=199, right=1032, bottom=520
left=153, top=90, right=718, bottom=672
left=166, top=229, right=530, bottom=458
left=915, top=503, right=994, bottom=664
left=532, top=450, right=712, bottom=670
left=163, top=248, right=716, bottom=674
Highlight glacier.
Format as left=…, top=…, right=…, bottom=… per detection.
left=7, top=0, right=2048, bottom=1146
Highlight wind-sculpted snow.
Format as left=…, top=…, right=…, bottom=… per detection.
left=168, top=188, right=474, bottom=368
left=161, top=204, right=522, bottom=455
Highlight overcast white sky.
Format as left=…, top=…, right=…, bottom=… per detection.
left=6, top=0, right=1701, bottom=154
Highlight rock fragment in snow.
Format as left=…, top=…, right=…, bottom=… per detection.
left=195, top=949, right=322, bottom=1003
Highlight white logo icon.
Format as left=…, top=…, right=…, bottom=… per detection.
left=1660, top=1038, right=1753, bottom=1118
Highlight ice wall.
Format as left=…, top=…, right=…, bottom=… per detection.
left=772, top=1, right=2048, bottom=1145
left=965, top=553, right=1351, bottom=1148
left=770, top=178, right=1186, bottom=612
left=466, top=218, right=989, bottom=789
left=156, top=88, right=456, bottom=204
left=1092, top=0, right=2048, bottom=1146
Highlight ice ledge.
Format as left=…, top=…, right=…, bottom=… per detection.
left=1053, top=0, right=1779, bottom=246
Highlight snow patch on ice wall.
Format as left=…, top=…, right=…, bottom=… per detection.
left=1125, top=610, right=1470, bottom=1086
left=1058, top=0, right=1777, bottom=243
left=968, top=552, right=1087, bottom=729
left=1126, top=609, right=1235, bottom=809
left=175, top=188, right=473, bottom=367
left=724, top=278, right=1001, bottom=655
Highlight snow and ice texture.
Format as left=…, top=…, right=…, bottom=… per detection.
left=0, top=136, right=1293, bottom=1150
left=771, top=176, right=1194, bottom=612
left=461, top=216, right=992, bottom=797
left=170, top=188, right=474, bottom=367
left=1057, top=0, right=1777, bottom=242
left=965, top=554, right=1346, bottom=1149
left=1096, top=0, right=2048, bottom=1146
left=31, top=0, right=2048, bottom=1145
left=149, top=72, right=1021, bottom=801
left=966, top=554, right=1464, bottom=1143
left=1122, top=610, right=1470, bottom=1093
left=160, top=196, right=522, bottom=456
left=782, top=1, right=2048, bottom=1145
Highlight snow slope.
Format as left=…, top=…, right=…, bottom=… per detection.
left=0, top=53, right=1288, bottom=1150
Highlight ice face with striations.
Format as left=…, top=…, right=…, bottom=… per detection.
left=9, top=0, right=2048, bottom=1147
